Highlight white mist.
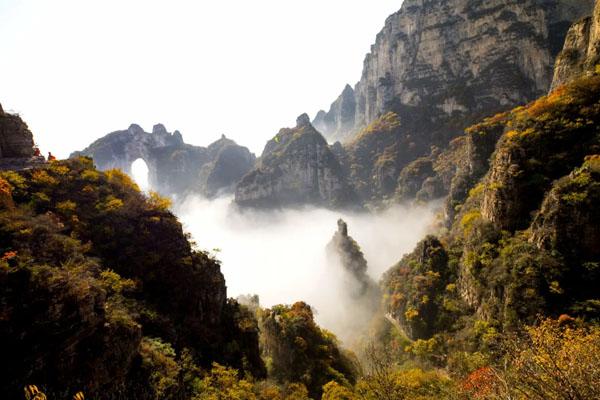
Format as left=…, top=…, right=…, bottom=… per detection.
left=175, top=196, right=436, bottom=339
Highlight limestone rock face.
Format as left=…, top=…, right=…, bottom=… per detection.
left=234, top=115, right=356, bottom=208
left=327, top=219, right=379, bottom=300
left=551, top=0, right=600, bottom=90
left=313, top=85, right=357, bottom=143
left=198, top=135, right=257, bottom=197
left=325, top=219, right=380, bottom=339
left=0, top=104, right=35, bottom=158
left=479, top=74, right=600, bottom=232
left=312, top=1, right=592, bottom=205
left=317, top=0, right=593, bottom=144
left=530, top=157, right=600, bottom=262
left=72, top=127, right=255, bottom=197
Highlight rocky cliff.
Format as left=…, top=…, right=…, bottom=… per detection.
left=317, top=0, right=593, bottom=142
left=326, top=219, right=379, bottom=300
left=234, top=114, right=356, bottom=208
left=311, top=0, right=593, bottom=205
left=72, top=126, right=255, bottom=198
left=0, top=103, right=46, bottom=171
left=380, top=3, right=600, bottom=339
left=0, top=103, right=35, bottom=159
left=551, top=0, right=600, bottom=89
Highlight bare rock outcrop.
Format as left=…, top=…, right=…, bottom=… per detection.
left=317, top=0, right=593, bottom=143
left=551, top=0, right=600, bottom=90
left=72, top=126, right=255, bottom=197
left=234, top=114, right=356, bottom=208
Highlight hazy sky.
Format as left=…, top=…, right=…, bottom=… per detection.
left=0, top=0, right=403, bottom=158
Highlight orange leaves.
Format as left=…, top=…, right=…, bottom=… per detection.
left=2, top=250, right=17, bottom=260
left=461, top=366, right=496, bottom=398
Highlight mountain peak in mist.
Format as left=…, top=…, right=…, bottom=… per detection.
left=296, top=113, right=311, bottom=128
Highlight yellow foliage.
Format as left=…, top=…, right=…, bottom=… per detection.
left=31, top=170, right=58, bottom=186
left=49, top=164, right=70, bottom=176
left=355, top=112, right=401, bottom=140
left=468, top=183, right=485, bottom=199
left=105, top=169, right=140, bottom=192
left=405, top=308, right=419, bottom=321
left=56, top=200, right=77, bottom=214
left=97, top=195, right=124, bottom=212
left=322, top=381, right=357, bottom=400
left=0, top=171, right=27, bottom=191
left=460, top=209, right=482, bottom=236
left=486, top=318, right=600, bottom=400
left=81, top=169, right=100, bottom=181
left=147, top=191, right=172, bottom=211
left=193, top=363, right=256, bottom=400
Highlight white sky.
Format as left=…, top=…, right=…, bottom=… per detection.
left=0, top=0, right=403, bottom=158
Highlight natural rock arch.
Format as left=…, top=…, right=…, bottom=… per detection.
left=72, top=124, right=256, bottom=197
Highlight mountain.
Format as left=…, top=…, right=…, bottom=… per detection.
left=551, top=0, right=600, bottom=89
left=317, top=0, right=593, bottom=142
left=0, top=157, right=265, bottom=398
left=0, top=103, right=46, bottom=171
left=312, top=0, right=594, bottom=204
left=381, top=39, right=600, bottom=372
left=234, top=114, right=356, bottom=208
left=71, top=125, right=255, bottom=198
left=325, top=219, right=380, bottom=339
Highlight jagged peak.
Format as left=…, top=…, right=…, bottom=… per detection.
left=296, top=113, right=311, bottom=128
left=314, top=110, right=326, bottom=119
left=296, top=113, right=312, bottom=128
left=172, top=130, right=184, bottom=144
left=337, top=218, right=348, bottom=236
left=127, top=124, right=144, bottom=135
left=342, top=84, right=354, bottom=95
left=152, top=123, right=168, bottom=135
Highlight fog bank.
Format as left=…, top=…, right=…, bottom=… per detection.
left=175, top=196, right=436, bottom=336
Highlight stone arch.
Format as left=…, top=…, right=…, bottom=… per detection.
left=71, top=123, right=183, bottom=191
left=131, top=158, right=150, bottom=190
left=72, top=124, right=256, bottom=197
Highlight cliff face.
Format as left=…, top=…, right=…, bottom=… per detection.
left=234, top=114, right=356, bottom=208
left=72, top=126, right=255, bottom=198
left=0, top=104, right=35, bottom=159
left=313, top=85, right=357, bottom=143
left=311, top=0, right=592, bottom=205
left=317, top=0, right=593, bottom=143
left=551, top=0, right=600, bottom=89
left=480, top=80, right=600, bottom=231
left=326, top=219, right=380, bottom=300
left=382, top=236, right=453, bottom=340
left=530, top=156, right=600, bottom=263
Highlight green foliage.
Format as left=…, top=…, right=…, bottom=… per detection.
left=355, top=112, right=401, bottom=140
left=140, top=337, right=181, bottom=399
left=260, top=302, right=359, bottom=399
left=382, top=236, right=463, bottom=343
left=0, top=158, right=265, bottom=398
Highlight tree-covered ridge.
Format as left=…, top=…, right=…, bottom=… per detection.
left=0, top=157, right=265, bottom=399
left=260, top=302, right=359, bottom=399
left=375, top=71, right=600, bottom=397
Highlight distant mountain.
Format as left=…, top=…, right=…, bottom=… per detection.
left=234, top=114, right=356, bottom=208
left=317, top=0, right=593, bottom=142
left=71, top=125, right=255, bottom=198
left=312, top=0, right=593, bottom=205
